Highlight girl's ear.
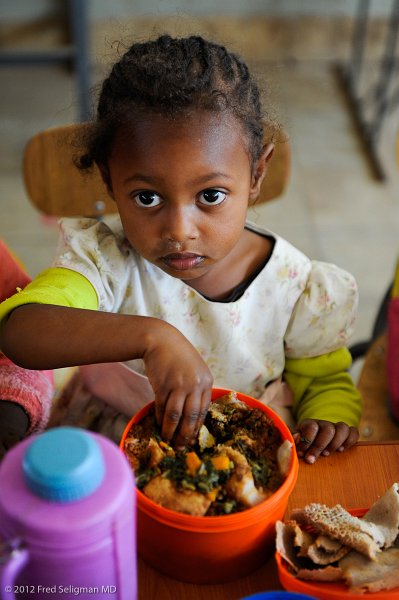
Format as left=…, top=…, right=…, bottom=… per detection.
left=249, top=143, right=274, bottom=202
left=98, top=164, right=115, bottom=199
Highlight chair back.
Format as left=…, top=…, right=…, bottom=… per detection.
left=23, top=123, right=290, bottom=217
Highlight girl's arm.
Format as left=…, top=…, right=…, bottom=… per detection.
left=284, top=348, right=361, bottom=464
left=283, top=260, right=361, bottom=463
left=0, top=241, right=54, bottom=453
left=0, top=304, right=213, bottom=447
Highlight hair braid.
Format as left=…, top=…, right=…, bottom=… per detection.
left=78, top=35, right=265, bottom=172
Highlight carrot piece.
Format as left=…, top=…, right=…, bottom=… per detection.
left=207, top=487, right=220, bottom=502
left=211, top=455, right=230, bottom=470
left=186, top=451, right=202, bottom=476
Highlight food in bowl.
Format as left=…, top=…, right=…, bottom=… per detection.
left=276, top=483, right=399, bottom=594
left=123, top=391, right=293, bottom=516
left=120, top=388, right=298, bottom=584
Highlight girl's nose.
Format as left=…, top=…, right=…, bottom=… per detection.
left=162, top=204, right=198, bottom=244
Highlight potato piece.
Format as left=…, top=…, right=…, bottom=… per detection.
left=143, top=476, right=211, bottom=516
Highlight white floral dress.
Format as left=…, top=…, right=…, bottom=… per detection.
left=52, top=216, right=358, bottom=400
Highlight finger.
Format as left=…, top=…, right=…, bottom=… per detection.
left=339, top=426, right=359, bottom=451
left=295, top=420, right=319, bottom=456
left=160, top=391, right=185, bottom=443
left=322, top=422, right=349, bottom=455
left=154, top=389, right=167, bottom=429
left=174, top=390, right=205, bottom=449
left=190, top=388, right=212, bottom=444
left=292, top=432, right=301, bottom=444
left=304, top=421, right=336, bottom=464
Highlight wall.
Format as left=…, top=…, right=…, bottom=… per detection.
left=0, top=0, right=396, bottom=22
left=0, top=0, right=395, bottom=65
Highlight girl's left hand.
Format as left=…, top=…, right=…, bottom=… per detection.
left=293, top=419, right=359, bottom=464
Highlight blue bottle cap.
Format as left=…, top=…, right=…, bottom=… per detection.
left=23, top=427, right=105, bottom=503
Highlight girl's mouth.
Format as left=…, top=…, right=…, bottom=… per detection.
left=161, top=253, right=205, bottom=271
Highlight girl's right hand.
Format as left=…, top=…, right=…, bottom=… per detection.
left=0, top=305, right=212, bottom=448
left=142, top=323, right=213, bottom=448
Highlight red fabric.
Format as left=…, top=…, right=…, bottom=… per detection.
left=0, top=354, right=52, bottom=431
left=0, top=240, right=31, bottom=301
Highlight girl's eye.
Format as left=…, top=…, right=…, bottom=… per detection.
left=134, top=191, right=161, bottom=207
left=199, top=189, right=226, bottom=206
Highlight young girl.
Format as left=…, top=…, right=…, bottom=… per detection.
left=0, top=34, right=361, bottom=463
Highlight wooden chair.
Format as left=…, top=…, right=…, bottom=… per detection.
left=350, top=138, right=399, bottom=441
left=353, top=266, right=399, bottom=442
left=357, top=333, right=399, bottom=441
left=23, top=123, right=291, bottom=217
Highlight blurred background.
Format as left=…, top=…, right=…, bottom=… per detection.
left=1, top=0, right=399, bottom=359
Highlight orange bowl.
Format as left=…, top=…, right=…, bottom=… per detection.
left=120, top=387, right=299, bottom=584
left=276, top=508, right=399, bottom=599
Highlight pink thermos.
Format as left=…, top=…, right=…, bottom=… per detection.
left=0, top=427, right=137, bottom=599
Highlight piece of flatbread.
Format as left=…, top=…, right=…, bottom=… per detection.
left=276, top=520, right=312, bottom=572
left=276, top=519, right=347, bottom=572
left=363, top=483, right=399, bottom=549
left=340, top=547, right=399, bottom=592
left=293, top=503, right=384, bottom=559
left=307, top=539, right=350, bottom=565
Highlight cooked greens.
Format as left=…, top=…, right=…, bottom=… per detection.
left=124, top=392, right=290, bottom=516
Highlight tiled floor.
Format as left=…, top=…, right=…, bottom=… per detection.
left=1, top=58, right=399, bottom=365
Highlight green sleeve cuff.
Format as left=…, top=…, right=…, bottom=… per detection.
left=0, top=267, right=99, bottom=326
left=285, top=347, right=353, bottom=377
left=284, top=348, right=362, bottom=427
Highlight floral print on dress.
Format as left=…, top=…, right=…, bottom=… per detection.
left=52, top=216, right=358, bottom=398
left=277, top=264, right=299, bottom=282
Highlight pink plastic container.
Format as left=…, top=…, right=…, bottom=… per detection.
left=0, top=427, right=137, bottom=600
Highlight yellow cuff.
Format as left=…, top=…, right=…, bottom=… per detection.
left=284, top=348, right=362, bottom=427
left=0, top=267, right=98, bottom=326
left=285, top=347, right=352, bottom=378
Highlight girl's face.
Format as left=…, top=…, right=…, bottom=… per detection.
left=106, top=111, right=270, bottom=295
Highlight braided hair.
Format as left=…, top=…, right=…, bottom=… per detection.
left=79, top=35, right=265, bottom=175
